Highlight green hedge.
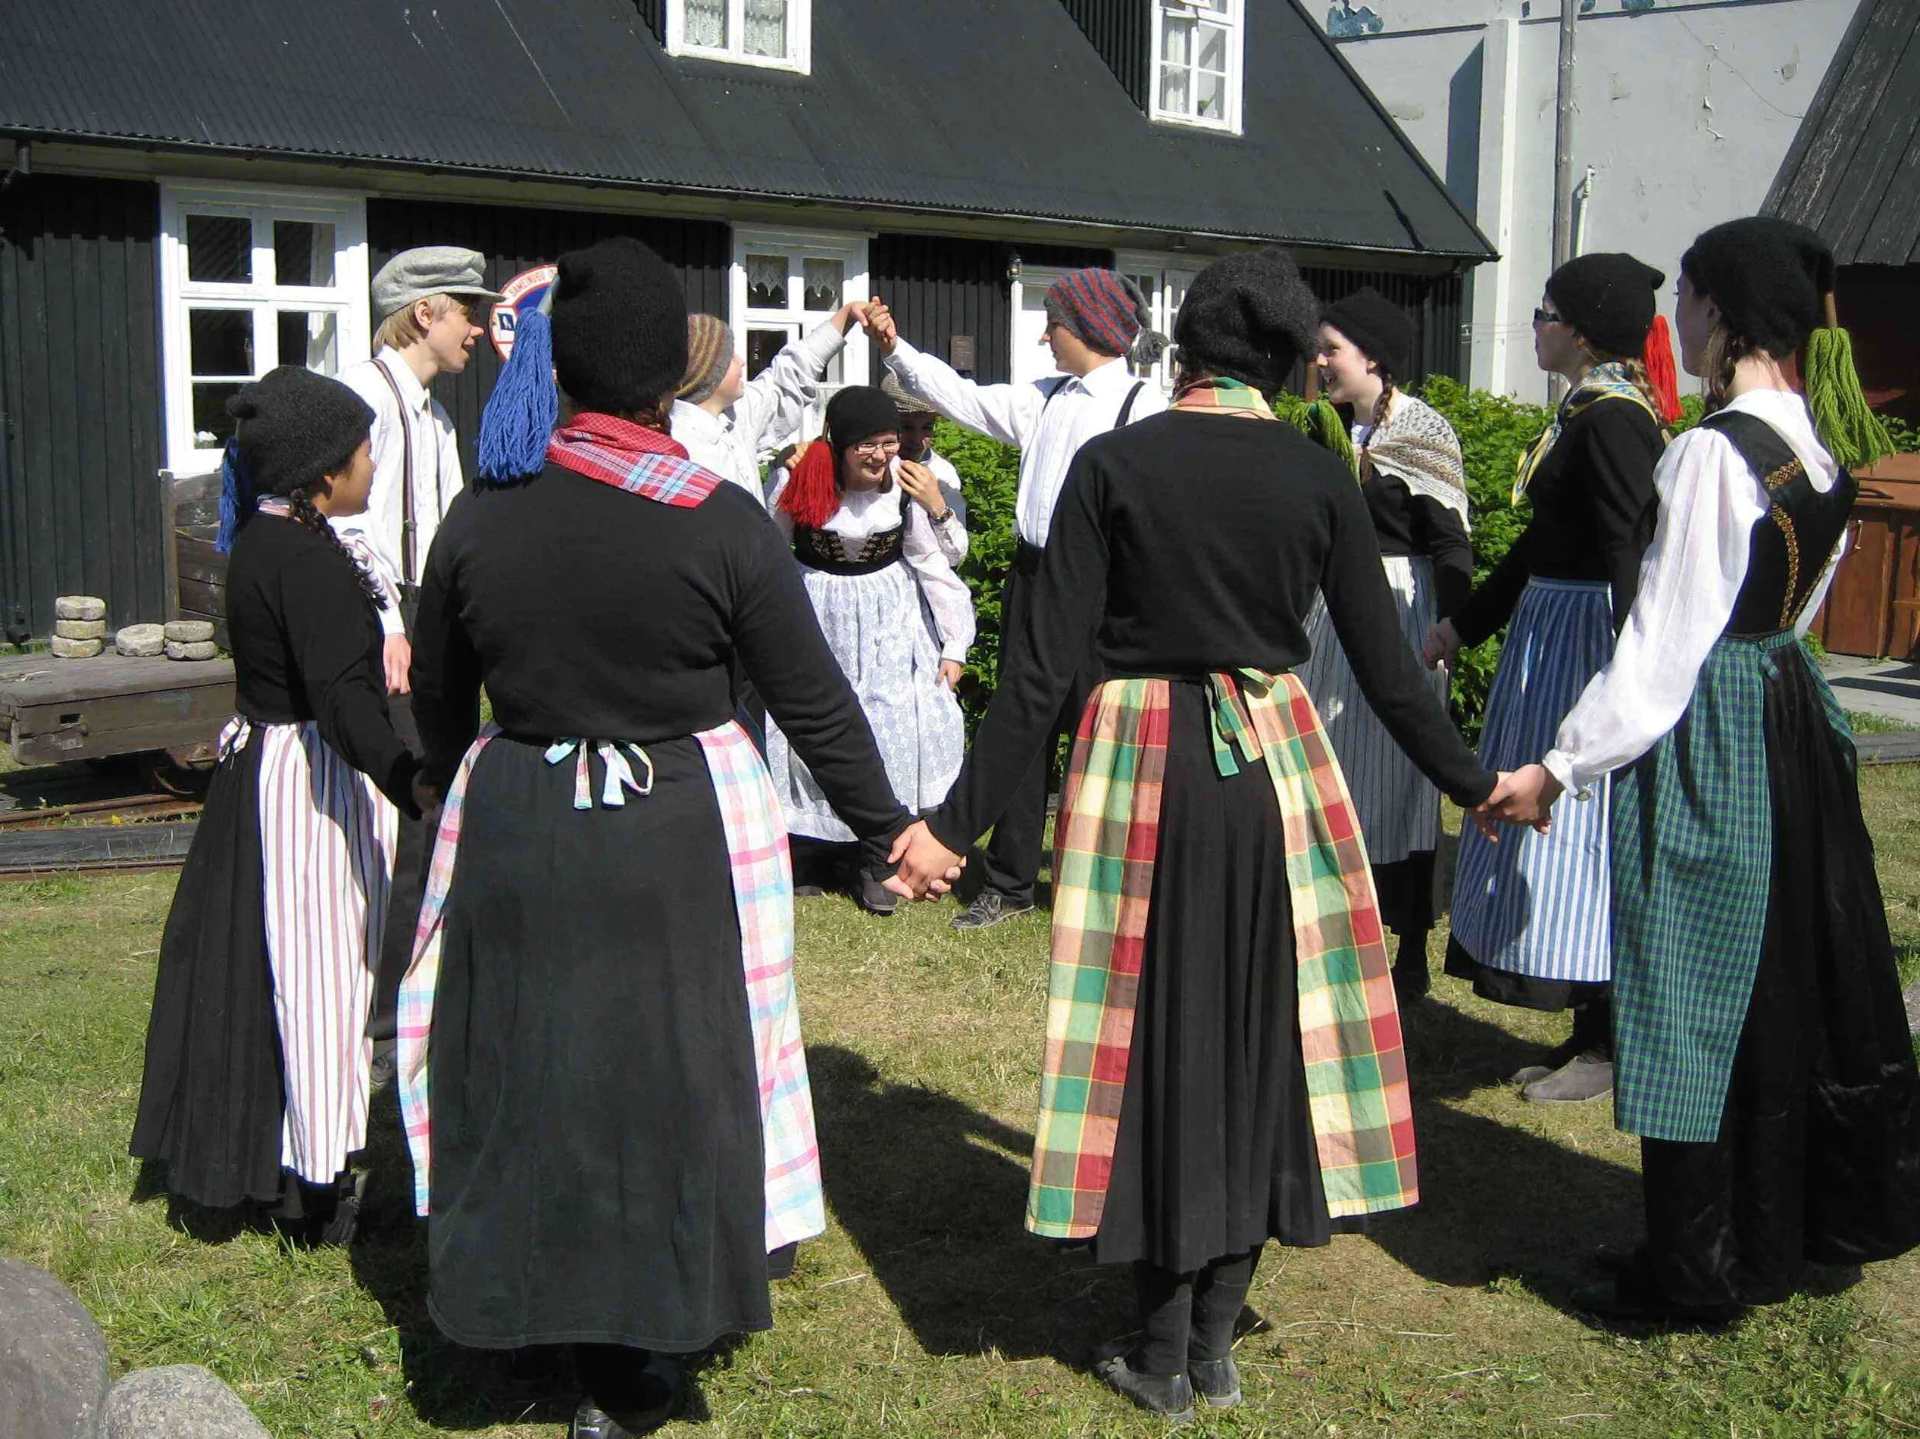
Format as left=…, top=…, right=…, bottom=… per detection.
left=940, top=388, right=1917, bottom=742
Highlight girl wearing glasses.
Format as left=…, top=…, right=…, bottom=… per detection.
left=1423, top=253, right=1677, bottom=1105
left=764, top=385, right=974, bottom=915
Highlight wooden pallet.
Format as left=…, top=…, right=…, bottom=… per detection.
left=0, top=650, right=234, bottom=765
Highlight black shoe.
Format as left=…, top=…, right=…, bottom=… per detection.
left=1391, top=963, right=1431, bottom=1005
left=856, top=873, right=898, bottom=917
left=368, top=1040, right=397, bottom=1094
left=1508, top=1034, right=1585, bottom=1086
left=572, top=1363, right=682, bottom=1437
left=792, top=882, right=826, bottom=899
left=1188, top=1354, right=1242, bottom=1407
left=1091, top=1347, right=1194, bottom=1423
left=949, top=890, right=1034, bottom=932
left=1594, top=1242, right=1641, bottom=1275
left=317, top=1169, right=368, bottom=1248
left=1572, top=1276, right=1742, bottom=1326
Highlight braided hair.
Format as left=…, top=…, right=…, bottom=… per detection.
left=1359, top=375, right=1398, bottom=483
left=286, top=486, right=390, bottom=611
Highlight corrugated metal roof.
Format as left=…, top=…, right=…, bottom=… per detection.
left=0, top=0, right=1493, bottom=259
left=1765, top=0, right=1920, bottom=266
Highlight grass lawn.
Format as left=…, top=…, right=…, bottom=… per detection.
left=5, top=772, right=1920, bottom=1436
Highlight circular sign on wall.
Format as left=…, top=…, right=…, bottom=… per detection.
left=489, top=264, right=559, bottom=363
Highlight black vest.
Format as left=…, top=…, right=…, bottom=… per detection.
left=792, top=522, right=905, bottom=577
left=1706, top=410, right=1857, bottom=638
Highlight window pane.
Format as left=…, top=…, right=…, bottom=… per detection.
left=274, top=221, right=337, bottom=287
left=1197, top=0, right=1229, bottom=11
left=746, top=254, right=789, bottom=309
left=186, top=214, right=252, bottom=284
left=685, top=0, right=727, bottom=47
left=1196, top=68, right=1225, bottom=118
left=1161, top=13, right=1193, bottom=66
left=1197, top=23, right=1227, bottom=73
left=278, top=310, right=340, bottom=374
left=192, top=382, right=246, bottom=449
left=189, top=309, right=254, bottom=377
left=802, top=258, right=843, bottom=312
left=1159, top=62, right=1191, bottom=115
left=746, top=327, right=792, bottom=377
left=744, top=0, right=787, bottom=56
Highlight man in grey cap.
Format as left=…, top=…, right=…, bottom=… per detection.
left=336, top=244, right=500, bottom=1078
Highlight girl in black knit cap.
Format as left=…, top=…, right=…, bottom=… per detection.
left=131, top=366, right=426, bottom=1245
left=1490, top=216, right=1920, bottom=1319
left=400, top=237, right=949, bottom=1438
left=893, top=248, right=1503, bottom=1422
left=1424, top=252, right=1675, bottom=1105
left=1301, top=287, right=1473, bottom=1002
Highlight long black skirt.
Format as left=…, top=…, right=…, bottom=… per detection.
left=425, top=735, right=767, bottom=1353
left=130, top=740, right=286, bottom=1209
left=1091, top=684, right=1352, bottom=1273
left=1638, top=650, right=1920, bottom=1307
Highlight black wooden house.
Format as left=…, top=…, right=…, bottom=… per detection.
left=0, top=0, right=1492, bottom=641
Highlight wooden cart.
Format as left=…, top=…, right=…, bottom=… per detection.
left=0, top=470, right=234, bottom=771
left=1808, top=454, right=1920, bottom=660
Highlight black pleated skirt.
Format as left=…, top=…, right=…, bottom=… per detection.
left=424, top=734, right=767, bottom=1353
left=1638, top=647, right=1920, bottom=1307
left=1091, top=684, right=1354, bottom=1274
left=131, top=740, right=286, bottom=1209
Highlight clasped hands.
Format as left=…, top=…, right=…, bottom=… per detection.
left=881, top=820, right=966, bottom=902
left=1470, top=763, right=1563, bottom=838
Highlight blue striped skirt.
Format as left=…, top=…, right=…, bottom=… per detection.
left=1450, top=578, right=1615, bottom=983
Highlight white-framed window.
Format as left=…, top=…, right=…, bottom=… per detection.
left=158, top=184, right=370, bottom=472
left=1151, top=0, right=1244, bottom=133
left=729, top=227, right=869, bottom=419
left=666, top=0, right=811, bottom=73
left=1118, top=254, right=1200, bottom=393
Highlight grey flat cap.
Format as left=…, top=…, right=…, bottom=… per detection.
left=371, top=246, right=504, bottom=319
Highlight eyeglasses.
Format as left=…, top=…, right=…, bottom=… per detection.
left=850, top=438, right=900, bottom=459
left=1533, top=307, right=1566, bottom=326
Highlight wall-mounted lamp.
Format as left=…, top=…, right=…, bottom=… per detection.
left=1006, top=251, right=1023, bottom=282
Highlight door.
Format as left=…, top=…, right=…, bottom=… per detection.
left=1011, top=267, right=1074, bottom=388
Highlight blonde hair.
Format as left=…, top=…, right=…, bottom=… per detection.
left=1695, top=325, right=1756, bottom=415
left=373, top=293, right=462, bottom=354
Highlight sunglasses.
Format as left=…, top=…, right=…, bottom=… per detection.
left=1533, top=307, right=1567, bottom=326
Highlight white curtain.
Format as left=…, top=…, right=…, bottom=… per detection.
left=744, top=0, right=787, bottom=56
left=686, top=0, right=727, bottom=49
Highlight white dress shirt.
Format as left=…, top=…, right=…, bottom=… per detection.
left=912, top=449, right=969, bottom=565
left=1544, top=389, right=1847, bottom=796
left=766, top=473, right=976, bottom=664
left=334, top=348, right=463, bottom=636
left=883, top=340, right=1165, bottom=548
left=671, top=320, right=849, bottom=505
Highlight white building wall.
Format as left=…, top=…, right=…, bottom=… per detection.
left=1322, top=0, right=1857, bottom=400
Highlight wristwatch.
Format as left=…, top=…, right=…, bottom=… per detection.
left=930, top=506, right=955, bottom=525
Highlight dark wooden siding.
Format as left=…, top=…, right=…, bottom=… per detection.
left=635, top=0, right=665, bottom=44
left=1300, top=264, right=1466, bottom=385
left=0, top=174, right=166, bottom=642
left=868, top=236, right=1111, bottom=385
left=368, top=199, right=728, bottom=471
left=1061, top=0, right=1151, bottom=108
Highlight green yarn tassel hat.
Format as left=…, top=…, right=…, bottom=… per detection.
left=1805, top=293, right=1894, bottom=472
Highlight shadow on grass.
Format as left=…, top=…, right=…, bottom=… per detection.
left=808, top=1043, right=1126, bottom=1367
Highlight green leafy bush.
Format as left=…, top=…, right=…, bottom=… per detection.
left=935, top=418, right=1020, bottom=731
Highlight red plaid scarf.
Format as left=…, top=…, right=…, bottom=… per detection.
left=547, top=411, right=722, bottom=508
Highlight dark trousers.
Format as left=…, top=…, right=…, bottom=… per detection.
left=367, top=688, right=428, bottom=1045
left=1132, top=1247, right=1262, bottom=1375
left=978, top=543, right=1102, bottom=906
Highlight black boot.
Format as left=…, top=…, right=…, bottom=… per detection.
left=1390, top=930, right=1431, bottom=1003
left=1092, top=1346, right=1194, bottom=1422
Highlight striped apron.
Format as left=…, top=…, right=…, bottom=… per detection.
left=224, top=715, right=399, bottom=1185
left=1299, top=555, right=1446, bottom=866
left=1449, top=577, right=1615, bottom=983
left=397, top=719, right=826, bottom=1252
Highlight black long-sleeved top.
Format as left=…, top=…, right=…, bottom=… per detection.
left=410, top=462, right=910, bottom=844
left=928, top=412, right=1496, bottom=853
left=225, top=512, right=419, bottom=812
left=1363, top=468, right=1474, bottom=617
left=1451, top=398, right=1663, bottom=647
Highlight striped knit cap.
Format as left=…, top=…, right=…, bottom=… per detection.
left=1045, top=268, right=1151, bottom=358
left=677, top=314, right=736, bottom=403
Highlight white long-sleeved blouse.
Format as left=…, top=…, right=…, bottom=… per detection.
left=1543, top=389, right=1846, bottom=797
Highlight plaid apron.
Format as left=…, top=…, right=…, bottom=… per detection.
left=1031, top=669, right=1417, bottom=1239
left=396, top=720, right=825, bottom=1250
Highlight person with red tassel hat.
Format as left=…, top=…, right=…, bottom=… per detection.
left=1423, top=253, right=1676, bottom=1105
left=763, top=385, right=974, bottom=916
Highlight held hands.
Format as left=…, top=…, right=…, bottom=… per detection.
left=1465, top=764, right=1561, bottom=840
left=861, top=300, right=899, bottom=355
left=836, top=299, right=873, bottom=335
left=383, top=633, right=413, bottom=695
left=1421, top=618, right=1461, bottom=672
left=883, top=819, right=966, bottom=901
left=897, top=458, right=945, bottom=515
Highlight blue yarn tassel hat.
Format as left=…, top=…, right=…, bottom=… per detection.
left=477, top=305, right=559, bottom=485
left=215, top=438, right=257, bottom=554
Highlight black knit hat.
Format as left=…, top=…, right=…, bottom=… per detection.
left=1173, top=247, right=1322, bottom=392
left=1321, top=286, right=1414, bottom=381
left=1681, top=217, right=1833, bottom=358
left=229, top=366, right=374, bottom=498
left=824, top=386, right=901, bottom=452
left=549, top=237, right=688, bottom=413
left=1544, top=252, right=1664, bottom=359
